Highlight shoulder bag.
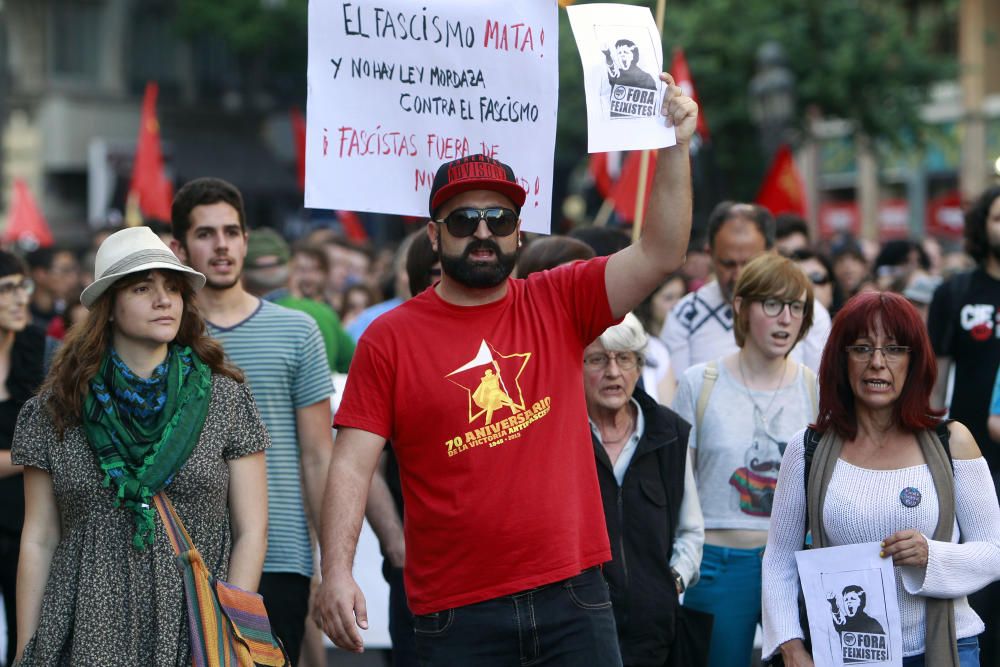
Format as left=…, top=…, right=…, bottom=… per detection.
left=154, top=493, right=290, bottom=667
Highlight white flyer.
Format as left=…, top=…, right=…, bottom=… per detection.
left=566, top=3, right=676, bottom=153
left=305, top=0, right=559, bottom=233
left=795, top=543, right=903, bottom=667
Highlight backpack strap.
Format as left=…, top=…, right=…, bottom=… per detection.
left=801, top=365, right=818, bottom=417
left=695, top=360, right=719, bottom=434
left=935, top=418, right=954, bottom=469
left=802, top=427, right=822, bottom=502
left=801, top=427, right=823, bottom=546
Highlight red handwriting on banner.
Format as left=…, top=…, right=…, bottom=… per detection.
left=517, top=176, right=542, bottom=207
left=483, top=20, right=544, bottom=55
left=337, top=125, right=419, bottom=157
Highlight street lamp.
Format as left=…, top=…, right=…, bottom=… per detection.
left=748, top=41, right=796, bottom=164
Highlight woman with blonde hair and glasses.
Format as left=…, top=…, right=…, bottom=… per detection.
left=672, top=253, right=818, bottom=667
left=13, top=227, right=270, bottom=665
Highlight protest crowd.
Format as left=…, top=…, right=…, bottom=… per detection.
left=2, top=6, right=1000, bottom=667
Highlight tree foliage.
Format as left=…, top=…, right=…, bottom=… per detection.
left=174, top=0, right=309, bottom=103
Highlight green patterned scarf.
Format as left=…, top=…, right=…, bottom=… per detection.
left=83, top=345, right=213, bottom=549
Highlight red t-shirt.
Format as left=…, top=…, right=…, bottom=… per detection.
left=335, top=256, right=616, bottom=614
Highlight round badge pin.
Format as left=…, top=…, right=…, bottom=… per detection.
left=899, top=487, right=921, bottom=508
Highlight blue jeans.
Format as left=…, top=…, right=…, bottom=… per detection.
left=412, top=567, right=622, bottom=667
left=682, top=544, right=764, bottom=667
left=902, top=636, right=980, bottom=666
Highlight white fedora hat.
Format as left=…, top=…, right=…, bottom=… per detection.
left=80, top=227, right=206, bottom=308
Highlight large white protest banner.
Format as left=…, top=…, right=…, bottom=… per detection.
left=566, top=3, right=676, bottom=153
left=305, top=1, right=559, bottom=233
left=796, top=543, right=903, bottom=667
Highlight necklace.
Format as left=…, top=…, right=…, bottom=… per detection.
left=738, top=354, right=788, bottom=421
left=599, top=408, right=636, bottom=445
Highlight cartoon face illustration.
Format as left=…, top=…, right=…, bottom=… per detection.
left=746, top=407, right=785, bottom=478
left=615, top=41, right=636, bottom=70
left=729, top=407, right=787, bottom=517
left=843, top=590, right=863, bottom=617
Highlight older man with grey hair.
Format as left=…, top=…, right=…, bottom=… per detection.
left=584, top=313, right=704, bottom=666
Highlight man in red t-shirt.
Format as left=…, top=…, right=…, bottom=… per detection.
left=314, top=73, right=698, bottom=666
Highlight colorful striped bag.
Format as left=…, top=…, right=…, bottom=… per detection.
left=154, top=493, right=290, bottom=667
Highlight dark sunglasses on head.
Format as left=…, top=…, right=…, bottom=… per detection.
left=436, top=207, right=519, bottom=238
left=808, top=272, right=831, bottom=286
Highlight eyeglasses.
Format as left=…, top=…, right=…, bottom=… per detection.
left=0, top=278, right=34, bottom=298
left=808, top=272, right=831, bottom=286
left=845, top=345, right=911, bottom=362
left=584, top=351, right=640, bottom=371
left=760, top=298, right=805, bottom=318
left=436, top=207, right=519, bottom=238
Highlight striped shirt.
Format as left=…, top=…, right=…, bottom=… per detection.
left=208, top=299, right=332, bottom=577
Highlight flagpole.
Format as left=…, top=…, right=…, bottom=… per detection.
left=632, top=0, right=667, bottom=243
left=593, top=197, right=616, bottom=227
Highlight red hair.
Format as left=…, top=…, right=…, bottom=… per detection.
left=814, top=291, right=944, bottom=440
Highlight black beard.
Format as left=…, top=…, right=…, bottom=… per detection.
left=990, top=242, right=1000, bottom=263
left=438, top=238, right=518, bottom=289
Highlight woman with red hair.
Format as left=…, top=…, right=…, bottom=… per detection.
left=762, top=291, right=1000, bottom=667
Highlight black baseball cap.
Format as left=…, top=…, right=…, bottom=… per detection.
left=428, top=154, right=527, bottom=218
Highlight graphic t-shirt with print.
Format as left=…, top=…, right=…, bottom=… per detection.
left=672, top=361, right=817, bottom=530
left=928, top=268, right=1000, bottom=475
left=335, top=257, right=616, bottom=615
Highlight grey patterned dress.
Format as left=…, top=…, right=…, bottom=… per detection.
left=11, top=375, right=270, bottom=666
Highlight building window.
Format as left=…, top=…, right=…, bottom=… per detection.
left=48, top=1, right=103, bottom=82
left=127, top=2, right=179, bottom=95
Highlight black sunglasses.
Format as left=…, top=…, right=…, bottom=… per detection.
left=808, top=272, right=832, bottom=286
left=436, top=207, right=519, bottom=238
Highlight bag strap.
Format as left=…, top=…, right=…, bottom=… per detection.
left=936, top=419, right=954, bottom=468
left=801, top=365, right=817, bottom=416
left=695, top=360, right=719, bottom=433
left=801, top=427, right=823, bottom=546
left=152, top=493, right=196, bottom=556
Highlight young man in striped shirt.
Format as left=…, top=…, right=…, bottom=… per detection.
left=171, top=178, right=334, bottom=666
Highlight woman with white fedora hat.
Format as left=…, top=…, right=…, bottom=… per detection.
left=12, top=226, right=270, bottom=665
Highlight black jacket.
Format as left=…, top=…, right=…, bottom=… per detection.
left=593, top=386, right=691, bottom=667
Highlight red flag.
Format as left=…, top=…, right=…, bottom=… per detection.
left=611, top=151, right=658, bottom=223
left=291, top=107, right=307, bottom=192
left=589, top=152, right=622, bottom=200
left=338, top=211, right=368, bottom=243
left=4, top=179, right=53, bottom=249
left=756, top=144, right=807, bottom=217
left=128, top=82, right=173, bottom=222
left=670, top=47, right=710, bottom=141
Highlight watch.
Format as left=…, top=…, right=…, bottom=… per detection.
left=671, top=568, right=685, bottom=594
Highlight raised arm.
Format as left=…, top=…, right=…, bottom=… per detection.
left=312, top=426, right=386, bottom=653
left=605, top=73, right=697, bottom=320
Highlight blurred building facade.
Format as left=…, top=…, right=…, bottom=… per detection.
left=803, top=0, right=1000, bottom=244
left=0, top=0, right=302, bottom=246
